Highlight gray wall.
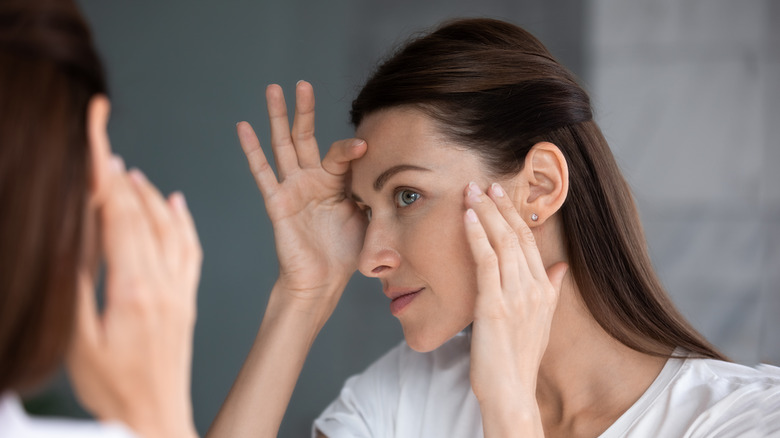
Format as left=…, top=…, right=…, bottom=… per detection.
left=28, top=1, right=774, bottom=437
left=587, top=0, right=780, bottom=365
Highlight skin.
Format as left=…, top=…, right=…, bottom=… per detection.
left=349, top=107, right=488, bottom=352
left=209, top=83, right=669, bottom=438
left=66, top=95, right=202, bottom=438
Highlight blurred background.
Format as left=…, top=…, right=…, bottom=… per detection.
left=26, top=0, right=778, bottom=436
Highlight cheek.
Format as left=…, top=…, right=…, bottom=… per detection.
left=404, top=200, right=478, bottom=308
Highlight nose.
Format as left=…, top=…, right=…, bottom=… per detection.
left=358, top=219, right=401, bottom=278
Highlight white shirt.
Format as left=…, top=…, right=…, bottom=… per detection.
left=0, top=392, right=136, bottom=438
left=313, top=332, right=780, bottom=437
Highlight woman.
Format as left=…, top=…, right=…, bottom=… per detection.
left=0, top=0, right=202, bottom=436
left=214, top=18, right=780, bottom=437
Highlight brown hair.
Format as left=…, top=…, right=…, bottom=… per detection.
left=0, top=0, right=107, bottom=393
left=351, top=18, right=725, bottom=360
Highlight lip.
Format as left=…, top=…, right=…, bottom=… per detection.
left=385, top=287, right=424, bottom=316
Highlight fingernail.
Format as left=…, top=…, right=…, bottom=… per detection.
left=468, top=181, right=483, bottom=201
left=466, top=208, right=478, bottom=223
left=351, top=138, right=365, bottom=147
left=171, top=192, right=187, bottom=211
left=296, top=80, right=305, bottom=85
left=110, top=155, right=125, bottom=173
left=129, top=168, right=146, bottom=184
left=491, top=183, right=504, bottom=197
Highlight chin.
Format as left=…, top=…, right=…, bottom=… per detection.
left=405, top=335, right=442, bottom=353
left=401, top=321, right=470, bottom=353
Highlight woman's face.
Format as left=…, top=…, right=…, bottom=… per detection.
left=351, top=107, right=496, bottom=352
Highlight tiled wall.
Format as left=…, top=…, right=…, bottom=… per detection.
left=588, top=0, right=779, bottom=364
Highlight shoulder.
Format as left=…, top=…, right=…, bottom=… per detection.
left=606, top=356, right=780, bottom=438
left=668, top=358, right=780, bottom=437
left=0, top=392, right=136, bottom=438
left=677, top=357, right=780, bottom=394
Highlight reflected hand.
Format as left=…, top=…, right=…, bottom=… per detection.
left=463, top=182, right=568, bottom=436
left=68, top=158, right=201, bottom=438
left=237, top=81, right=367, bottom=314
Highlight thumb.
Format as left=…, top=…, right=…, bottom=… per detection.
left=321, top=138, right=367, bottom=176
left=546, top=262, right=569, bottom=294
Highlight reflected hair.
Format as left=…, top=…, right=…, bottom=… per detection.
left=351, top=18, right=725, bottom=360
left=0, top=0, right=107, bottom=393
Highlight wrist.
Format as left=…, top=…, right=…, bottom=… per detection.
left=268, top=278, right=348, bottom=328
left=127, top=411, right=197, bottom=438
left=479, top=394, right=542, bottom=437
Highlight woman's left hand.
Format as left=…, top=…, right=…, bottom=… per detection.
left=463, top=181, right=568, bottom=437
left=67, top=158, right=201, bottom=438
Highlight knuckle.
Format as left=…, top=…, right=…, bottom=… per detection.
left=277, top=138, right=295, bottom=150
left=120, top=284, right=155, bottom=316
left=478, top=300, right=510, bottom=321
left=294, top=128, right=315, bottom=142
left=498, top=232, right=520, bottom=250
left=478, top=250, right=499, bottom=268
left=252, top=156, right=273, bottom=174
left=518, top=225, right=536, bottom=246
left=496, top=197, right=515, bottom=212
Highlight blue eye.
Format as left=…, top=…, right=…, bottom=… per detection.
left=395, top=189, right=421, bottom=207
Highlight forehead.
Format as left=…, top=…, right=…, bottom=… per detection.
left=351, top=107, right=481, bottom=189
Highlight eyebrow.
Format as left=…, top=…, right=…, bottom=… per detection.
left=351, top=164, right=431, bottom=203
left=374, top=164, right=431, bottom=191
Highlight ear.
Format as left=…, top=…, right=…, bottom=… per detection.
left=514, top=141, right=569, bottom=226
left=86, top=94, right=112, bottom=204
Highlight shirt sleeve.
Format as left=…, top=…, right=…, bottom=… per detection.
left=0, top=392, right=137, bottom=438
left=312, top=343, right=404, bottom=438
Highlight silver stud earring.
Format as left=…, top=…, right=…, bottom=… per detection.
left=531, top=213, right=539, bottom=222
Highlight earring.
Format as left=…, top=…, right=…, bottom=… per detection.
left=531, top=213, right=539, bottom=222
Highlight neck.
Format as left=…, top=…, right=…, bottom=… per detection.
left=534, top=277, right=668, bottom=436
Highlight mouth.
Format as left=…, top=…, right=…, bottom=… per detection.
left=387, top=287, right=424, bottom=316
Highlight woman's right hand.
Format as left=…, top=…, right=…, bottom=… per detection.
left=237, top=81, right=367, bottom=316
left=206, top=82, right=365, bottom=438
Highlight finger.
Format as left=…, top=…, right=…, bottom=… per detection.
left=237, top=121, right=280, bottom=200
left=291, top=81, right=321, bottom=168
left=463, top=208, right=502, bottom=302
left=70, top=269, right=101, bottom=352
left=465, top=182, right=525, bottom=289
left=546, top=262, right=569, bottom=295
left=321, top=138, right=367, bottom=176
left=128, top=169, right=178, bottom=263
left=100, top=159, right=158, bottom=298
left=168, top=191, right=203, bottom=292
left=266, top=84, right=299, bottom=179
left=487, top=183, right=547, bottom=279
